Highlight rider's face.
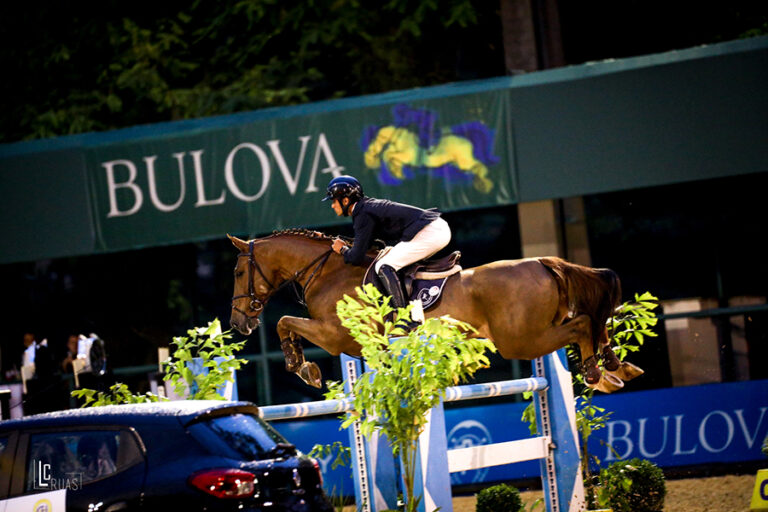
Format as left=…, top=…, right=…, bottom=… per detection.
left=331, top=198, right=347, bottom=216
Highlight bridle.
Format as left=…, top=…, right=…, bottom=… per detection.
left=231, top=240, right=333, bottom=319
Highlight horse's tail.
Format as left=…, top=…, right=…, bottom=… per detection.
left=539, top=257, right=622, bottom=349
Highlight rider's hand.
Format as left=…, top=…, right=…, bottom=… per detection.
left=331, top=238, right=347, bottom=254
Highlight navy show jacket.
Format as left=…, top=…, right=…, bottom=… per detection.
left=342, top=196, right=441, bottom=266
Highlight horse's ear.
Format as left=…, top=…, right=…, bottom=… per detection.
left=227, top=234, right=248, bottom=251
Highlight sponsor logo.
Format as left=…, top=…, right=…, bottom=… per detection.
left=33, top=498, right=53, bottom=512
left=447, top=420, right=491, bottom=485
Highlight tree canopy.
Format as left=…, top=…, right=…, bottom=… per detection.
left=1, top=1, right=764, bottom=144
left=0, top=0, right=503, bottom=143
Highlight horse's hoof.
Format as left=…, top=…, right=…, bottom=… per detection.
left=581, top=356, right=602, bottom=386
left=297, top=362, right=323, bottom=389
left=613, top=361, right=645, bottom=381
left=601, top=346, right=621, bottom=372
left=587, top=373, right=625, bottom=393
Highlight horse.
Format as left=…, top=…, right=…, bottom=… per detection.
left=227, top=230, right=643, bottom=392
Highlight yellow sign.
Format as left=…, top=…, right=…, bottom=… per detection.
left=752, top=469, right=768, bottom=511
left=34, top=498, right=52, bottom=512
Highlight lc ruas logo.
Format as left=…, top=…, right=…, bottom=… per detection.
left=34, top=460, right=82, bottom=491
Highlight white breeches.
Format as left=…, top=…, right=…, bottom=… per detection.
left=374, top=217, right=451, bottom=273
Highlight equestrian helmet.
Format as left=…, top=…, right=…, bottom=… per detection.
left=322, top=175, right=364, bottom=202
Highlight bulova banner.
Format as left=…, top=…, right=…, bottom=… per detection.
left=84, top=92, right=516, bottom=252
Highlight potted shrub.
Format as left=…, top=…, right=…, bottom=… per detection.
left=597, top=458, right=666, bottom=512
left=475, top=483, right=523, bottom=512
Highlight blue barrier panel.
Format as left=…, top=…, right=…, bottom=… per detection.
left=265, top=378, right=768, bottom=495
left=588, top=379, right=768, bottom=468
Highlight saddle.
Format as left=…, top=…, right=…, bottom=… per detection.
left=363, top=248, right=462, bottom=311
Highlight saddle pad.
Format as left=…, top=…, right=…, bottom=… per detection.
left=411, top=277, right=448, bottom=311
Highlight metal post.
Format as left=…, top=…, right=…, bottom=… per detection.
left=341, top=354, right=400, bottom=512
left=534, top=349, right=585, bottom=512
left=405, top=397, right=454, bottom=512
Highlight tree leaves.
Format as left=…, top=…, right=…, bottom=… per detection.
left=163, top=318, right=248, bottom=400
left=1, top=0, right=491, bottom=142
left=72, top=318, right=248, bottom=406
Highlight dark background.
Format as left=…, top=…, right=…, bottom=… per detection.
left=1, top=0, right=766, bottom=409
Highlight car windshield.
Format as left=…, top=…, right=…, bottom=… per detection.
left=204, top=413, right=288, bottom=459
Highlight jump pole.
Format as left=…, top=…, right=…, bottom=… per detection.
left=259, top=348, right=585, bottom=512
left=401, top=348, right=583, bottom=512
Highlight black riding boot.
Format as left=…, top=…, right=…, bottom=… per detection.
left=377, top=264, right=419, bottom=331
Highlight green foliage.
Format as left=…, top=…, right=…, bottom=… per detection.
left=597, top=458, right=666, bottom=512
left=331, top=284, right=495, bottom=512
left=475, top=483, right=523, bottom=512
left=72, top=318, right=247, bottom=406
left=606, top=292, right=659, bottom=359
left=309, top=442, right=352, bottom=512
left=309, top=441, right=351, bottom=471
left=163, top=319, right=248, bottom=400
left=71, top=382, right=166, bottom=407
left=1, top=0, right=493, bottom=143
left=762, top=434, right=768, bottom=458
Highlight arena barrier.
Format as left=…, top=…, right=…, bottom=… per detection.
left=260, top=348, right=585, bottom=512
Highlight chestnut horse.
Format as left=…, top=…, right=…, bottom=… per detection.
left=228, top=230, right=643, bottom=392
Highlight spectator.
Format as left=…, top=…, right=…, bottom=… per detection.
left=60, top=334, right=79, bottom=373
left=78, top=435, right=117, bottom=481
left=21, top=332, right=37, bottom=369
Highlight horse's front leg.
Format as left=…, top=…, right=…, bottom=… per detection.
left=276, top=315, right=350, bottom=389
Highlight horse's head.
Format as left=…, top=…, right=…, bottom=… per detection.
left=228, top=234, right=276, bottom=335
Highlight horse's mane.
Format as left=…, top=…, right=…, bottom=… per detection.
left=261, top=228, right=336, bottom=242
left=259, top=228, right=368, bottom=250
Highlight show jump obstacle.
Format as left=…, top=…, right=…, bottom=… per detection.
left=260, top=348, right=585, bottom=512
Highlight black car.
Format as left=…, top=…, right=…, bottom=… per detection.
left=0, top=400, right=333, bottom=511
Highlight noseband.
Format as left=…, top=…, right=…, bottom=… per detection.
left=231, top=240, right=333, bottom=319
left=231, top=241, right=273, bottom=318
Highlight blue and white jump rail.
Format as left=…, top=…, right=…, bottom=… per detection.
left=259, top=348, right=585, bottom=512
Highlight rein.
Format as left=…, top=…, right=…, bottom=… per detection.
left=231, top=240, right=333, bottom=318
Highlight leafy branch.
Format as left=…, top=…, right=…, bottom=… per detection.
left=71, top=382, right=166, bottom=407
left=329, top=284, right=495, bottom=512
left=163, top=318, right=248, bottom=400
left=72, top=318, right=247, bottom=406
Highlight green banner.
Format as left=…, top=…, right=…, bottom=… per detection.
left=2, top=36, right=766, bottom=264
left=84, top=92, right=516, bottom=252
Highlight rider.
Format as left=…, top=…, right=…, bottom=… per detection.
left=324, top=175, right=451, bottom=316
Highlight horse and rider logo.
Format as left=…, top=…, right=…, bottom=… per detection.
left=360, top=104, right=499, bottom=193
left=416, top=282, right=446, bottom=310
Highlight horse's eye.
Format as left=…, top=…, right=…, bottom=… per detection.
left=235, top=270, right=245, bottom=278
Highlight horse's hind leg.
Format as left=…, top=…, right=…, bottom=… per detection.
left=523, top=315, right=609, bottom=389
left=599, top=331, right=645, bottom=382
left=540, top=315, right=624, bottom=393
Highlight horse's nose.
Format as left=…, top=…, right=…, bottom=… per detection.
left=230, top=318, right=240, bottom=331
